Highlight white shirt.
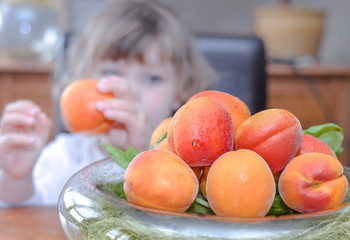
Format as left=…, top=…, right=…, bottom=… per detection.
left=0, top=133, right=110, bottom=208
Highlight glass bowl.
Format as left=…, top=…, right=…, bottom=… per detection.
left=58, top=158, right=350, bottom=240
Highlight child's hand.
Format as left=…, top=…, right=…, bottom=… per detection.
left=96, top=77, right=152, bottom=152
left=0, top=100, right=52, bottom=180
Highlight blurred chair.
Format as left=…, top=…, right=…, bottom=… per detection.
left=54, top=34, right=267, bottom=133
left=197, top=34, right=267, bottom=114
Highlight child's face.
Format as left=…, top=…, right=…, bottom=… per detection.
left=92, top=43, right=180, bottom=130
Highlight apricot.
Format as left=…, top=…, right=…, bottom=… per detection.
left=235, top=108, right=302, bottom=173
left=60, top=79, right=115, bottom=134
left=278, top=152, right=348, bottom=213
left=191, top=167, right=202, bottom=181
left=296, top=134, right=337, bottom=158
left=153, top=137, right=170, bottom=150
left=149, top=117, right=172, bottom=148
left=189, top=90, right=251, bottom=133
left=199, top=166, right=210, bottom=198
left=206, top=149, right=276, bottom=217
left=168, top=97, right=234, bottom=167
left=124, top=149, right=199, bottom=212
left=153, top=139, right=202, bottom=180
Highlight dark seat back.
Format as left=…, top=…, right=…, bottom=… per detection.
left=197, top=35, right=267, bottom=114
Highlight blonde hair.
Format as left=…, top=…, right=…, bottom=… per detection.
left=58, top=0, right=216, bottom=104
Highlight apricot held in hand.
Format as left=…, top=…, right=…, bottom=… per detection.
left=235, top=108, right=302, bottom=173
left=168, top=97, right=234, bottom=167
left=60, top=79, right=115, bottom=134
left=124, top=149, right=199, bottom=212
left=278, top=152, right=348, bottom=213
left=206, top=149, right=276, bottom=217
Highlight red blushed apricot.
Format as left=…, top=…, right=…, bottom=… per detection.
left=278, top=152, right=348, bottom=213
left=206, top=149, right=276, bottom=217
left=168, top=97, right=234, bottom=167
left=296, top=134, right=337, bottom=158
left=189, top=90, right=251, bottom=133
left=235, top=108, right=302, bottom=174
left=124, top=149, right=199, bottom=212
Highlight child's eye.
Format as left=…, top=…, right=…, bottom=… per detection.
left=102, top=70, right=121, bottom=77
left=144, top=75, right=163, bottom=84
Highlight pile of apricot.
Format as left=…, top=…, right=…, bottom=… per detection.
left=124, top=90, right=349, bottom=217
left=60, top=81, right=348, bottom=217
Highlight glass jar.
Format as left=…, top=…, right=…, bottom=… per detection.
left=0, top=0, right=61, bottom=65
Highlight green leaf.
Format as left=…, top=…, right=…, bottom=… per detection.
left=150, top=132, right=167, bottom=149
left=126, top=147, right=139, bottom=160
left=303, top=123, right=343, bottom=136
left=303, top=123, right=344, bottom=156
left=186, top=190, right=215, bottom=215
left=267, top=183, right=298, bottom=216
left=102, top=144, right=138, bottom=170
left=97, top=181, right=127, bottom=200
left=267, top=194, right=297, bottom=216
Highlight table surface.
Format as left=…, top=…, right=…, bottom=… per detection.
left=0, top=206, right=66, bottom=240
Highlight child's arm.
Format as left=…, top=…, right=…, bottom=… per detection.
left=0, top=100, right=52, bottom=205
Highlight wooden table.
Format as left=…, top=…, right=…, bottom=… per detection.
left=0, top=206, right=66, bottom=239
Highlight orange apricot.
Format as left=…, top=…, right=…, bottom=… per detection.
left=206, top=149, right=276, bottom=217
left=296, top=134, right=337, bottom=158
left=168, top=97, right=234, bottom=167
left=278, top=152, right=348, bottom=213
left=60, top=79, right=115, bottom=134
left=191, top=167, right=202, bottom=181
left=153, top=137, right=170, bottom=150
left=189, top=90, right=251, bottom=133
left=149, top=117, right=172, bottom=148
left=199, top=166, right=210, bottom=198
left=124, top=149, right=199, bottom=212
left=235, top=108, right=302, bottom=174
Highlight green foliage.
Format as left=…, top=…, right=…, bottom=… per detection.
left=102, top=144, right=138, bottom=170
left=267, top=183, right=297, bottom=216
left=186, top=190, right=215, bottom=215
left=96, top=181, right=127, bottom=200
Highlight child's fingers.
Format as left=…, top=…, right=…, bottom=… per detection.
left=0, top=112, right=36, bottom=132
left=95, top=98, right=141, bottom=115
left=0, top=133, right=35, bottom=149
left=3, top=100, right=41, bottom=116
left=95, top=99, right=145, bottom=128
left=103, top=109, right=146, bottom=130
left=96, top=76, right=138, bottom=101
left=34, top=112, right=52, bottom=142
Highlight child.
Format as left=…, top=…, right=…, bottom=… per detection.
left=0, top=0, right=216, bottom=207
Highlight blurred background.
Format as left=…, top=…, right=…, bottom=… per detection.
left=1, top=0, right=350, bottom=65
left=65, top=0, right=350, bottom=65
left=0, top=0, right=349, bottom=165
